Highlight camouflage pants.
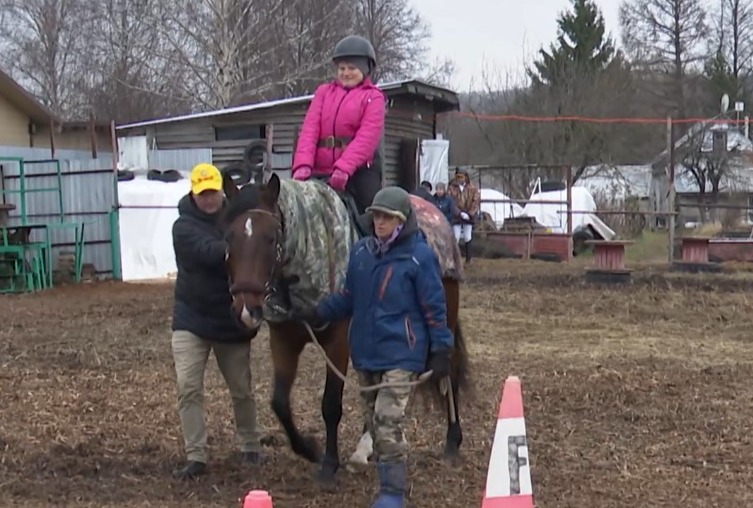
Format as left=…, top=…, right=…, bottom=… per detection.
left=357, top=369, right=416, bottom=462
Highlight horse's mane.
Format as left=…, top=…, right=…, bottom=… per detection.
left=222, top=184, right=265, bottom=225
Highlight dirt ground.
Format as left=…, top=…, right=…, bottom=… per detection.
left=2, top=259, right=753, bottom=507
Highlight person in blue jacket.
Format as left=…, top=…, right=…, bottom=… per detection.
left=432, top=182, right=459, bottom=225
left=302, top=186, right=454, bottom=508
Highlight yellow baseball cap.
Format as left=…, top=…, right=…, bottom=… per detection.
left=190, top=163, right=223, bottom=194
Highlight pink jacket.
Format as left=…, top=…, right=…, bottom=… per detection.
left=293, top=78, right=386, bottom=177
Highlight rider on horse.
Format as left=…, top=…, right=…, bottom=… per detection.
left=266, top=35, right=386, bottom=315
left=300, top=187, right=454, bottom=508
left=291, top=34, right=386, bottom=229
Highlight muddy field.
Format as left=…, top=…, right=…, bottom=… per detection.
left=2, top=259, right=753, bottom=507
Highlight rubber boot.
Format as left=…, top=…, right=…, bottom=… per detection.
left=465, top=240, right=472, bottom=264
left=371, top=460, right=407, bottom=508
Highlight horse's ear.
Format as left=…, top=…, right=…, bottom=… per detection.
left=222, top=172, right=239, bottom=200
left=264, top=173, right=281, bottom=204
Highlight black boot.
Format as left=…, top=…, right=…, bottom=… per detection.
left=465, top=240, right=472, bottom=263
left=172, top=460, right=207, bottom=479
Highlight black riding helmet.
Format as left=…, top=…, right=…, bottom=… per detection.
left=332, top=35, right=377, bottom=76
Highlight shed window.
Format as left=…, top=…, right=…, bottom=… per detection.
left=215, top=124, right=266, bottom=141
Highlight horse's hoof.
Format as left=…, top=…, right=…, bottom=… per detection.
left=316, top=461, right=339, bottom=490
left=293, top=435, right=321, bottom=463
left=443, top=442, right=461, bottom=464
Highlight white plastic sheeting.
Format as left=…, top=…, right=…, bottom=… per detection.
left=520, top=186, right=615, bottom=239
left=479, top=188, right=524, bottom=227
left=419, top=139, right=450, bottom=186
left=117, top=176, right=191, bottom=281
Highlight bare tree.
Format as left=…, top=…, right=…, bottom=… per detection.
left=75, top=0, right=194, bottom=122
left=619, top=0, right=709, bottom=117
left=263, top=0, right=354, bottom=97
left=711, top=0, right=753, bottom=79
left=0, top=0, right=87, bottom=115
left=352, top=0, right=431, bottom=82
left=676, top=123, right=750, bottom=221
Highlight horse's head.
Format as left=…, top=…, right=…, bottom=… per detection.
left=221, top=172, right=284, bottom=333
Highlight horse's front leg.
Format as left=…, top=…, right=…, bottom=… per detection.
left=269, top=325, right=321, bottom=463
left=317, top=320, right=350, bottom=486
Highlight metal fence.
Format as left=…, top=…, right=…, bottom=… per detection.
left=0, top=149, right=117, bottom=278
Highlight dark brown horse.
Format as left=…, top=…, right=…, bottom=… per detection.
left=220, top=171, right=469, bottom=485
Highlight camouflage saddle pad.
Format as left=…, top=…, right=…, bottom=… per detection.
left=264, top=179, right=357, bottom=323
left=266, top=182, right=463, bottom=322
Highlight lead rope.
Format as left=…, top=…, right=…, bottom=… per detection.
left=300, top=321, right=457, bottom=423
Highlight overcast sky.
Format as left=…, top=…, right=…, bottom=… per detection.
left=410, top=0, right=623, bottom=91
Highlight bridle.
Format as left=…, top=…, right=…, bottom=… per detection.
left=227, top=207, right=285, bottom=306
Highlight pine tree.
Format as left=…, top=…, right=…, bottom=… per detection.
left=704, top=51, right=743, bottom=105
left=529, top=0, right=615, bottom=86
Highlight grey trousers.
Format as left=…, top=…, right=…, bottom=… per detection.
left=171, top=330, right=261, bottom=463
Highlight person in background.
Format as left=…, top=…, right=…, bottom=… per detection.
left=433, top=182, right=459, bottom=225
left=291, top=34, right=386, bottom=225
left=300, top=187, right=454, bottom=508
left=411, top=180, right=434, bottom=201
left=447, top=167, right=480, bottom=263
left=170, top=163, right=262, bottom=479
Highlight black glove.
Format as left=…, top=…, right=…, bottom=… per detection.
left=428, top=348, right=452, bottom=382
left=296, top=306, right=327, bottom=330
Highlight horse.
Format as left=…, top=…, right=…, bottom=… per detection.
left=220, top=171, right=470, bottom=486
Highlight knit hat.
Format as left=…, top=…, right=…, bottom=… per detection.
left=366, top=186, right=412, bottom=222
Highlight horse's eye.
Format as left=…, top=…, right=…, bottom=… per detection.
left=265, top=234, right=275, bottom=245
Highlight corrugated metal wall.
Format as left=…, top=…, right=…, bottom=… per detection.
left=0, top=149, right=116, bottom=277
left=147, top=148, right=213, bottom=171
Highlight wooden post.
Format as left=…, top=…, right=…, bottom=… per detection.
left=110, top=120, right=118, bottom=171
left=667, top=116, right=676, bottom=263
left=566, top=165, right=573, bottom=261
left=89, top=111, right=98, bottom=158
left=49, top=118, right=56, bottom=159
left=265, top=123, right=274, bottom=181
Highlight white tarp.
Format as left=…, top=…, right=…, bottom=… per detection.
left=117, top=176, right=191, bottom=281
left=419, top=139, right=449, bottom=186
left=520, top=186, right=616, bottom=239
left=479, top=188, right=524, bottom=227
left=117, top=135, right=149, bottom=170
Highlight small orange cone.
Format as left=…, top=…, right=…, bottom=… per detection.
left=243, top=490, right=273, bottom=508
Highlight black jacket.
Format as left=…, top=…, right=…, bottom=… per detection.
left=171, top=194, right=248, bottom=343
left=411, top=186, right=434, bottom=202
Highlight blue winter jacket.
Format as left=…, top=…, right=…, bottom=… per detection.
left=434, top=194, right=459, bottom=224
left=316, top=211, right=454, bottom=373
